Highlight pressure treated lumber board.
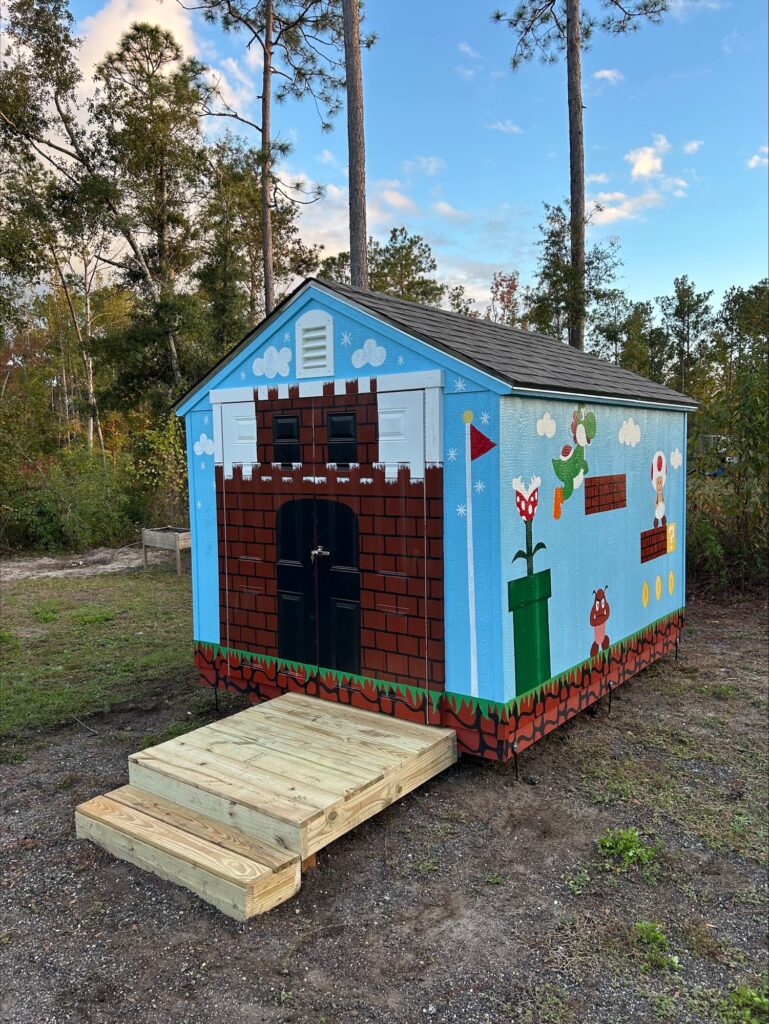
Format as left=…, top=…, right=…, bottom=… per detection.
left=75, top=792, right=300, bottom=920
left=77, top=693, right=458, bottom=917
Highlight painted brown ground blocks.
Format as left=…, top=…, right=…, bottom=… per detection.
left=216, top=379, right=445, bottom=696
left=584, top=474, right=627, bottom=515
left=640, top=525, right=668, bottom=563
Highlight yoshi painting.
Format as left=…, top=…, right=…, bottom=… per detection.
left=552, top=407, right=597, bottom=519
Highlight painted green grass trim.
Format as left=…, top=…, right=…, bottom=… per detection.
left=196, top=640, right=440, bottom=710
left=443, top=607, right=684, bottom=719
left=196, top=606, right=683, bottom=724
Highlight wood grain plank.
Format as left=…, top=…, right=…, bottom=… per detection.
left=76, top=795, right=269, bottom=883
left=127, top=759, right=306, bottom=857
left=106, top=786, right=298, bottom=872
left=130, top=746, right=322, bottom=824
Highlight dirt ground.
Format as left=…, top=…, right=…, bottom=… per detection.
left=0, top=545, right=178, bottom=583
left=0, top=556, right=766, bottom=1024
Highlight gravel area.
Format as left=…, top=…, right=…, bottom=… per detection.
left=1, top=595, right=766, bottom=1024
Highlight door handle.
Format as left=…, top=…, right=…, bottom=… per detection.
left=310, top=545, right=330, bottom=563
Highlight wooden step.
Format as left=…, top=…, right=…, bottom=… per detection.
left=77, top=694, right=458, bottom=918
left=75, top=786, right=300, bottom=921
left=127, top=695, right=457, bottom=859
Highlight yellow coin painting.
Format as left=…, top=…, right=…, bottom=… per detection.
left=655, top=575, right=663, bottom=600
left=668, top=570, right=675, bottom=595
left=642, top=581, right=650, bottom=608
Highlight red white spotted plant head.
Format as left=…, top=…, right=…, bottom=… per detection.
left=650, top=451, right=667, bottom=489
left=512, top=475, right=541, bottom=522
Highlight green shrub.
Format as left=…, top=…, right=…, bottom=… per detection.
left=0, top=447, right=139, bottom=553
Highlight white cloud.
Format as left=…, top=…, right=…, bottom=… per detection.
left=593, top=68, right=624, bottom=85
left=670, top=447, right=683, bottom=470
left=432, top=201, right=468, bottom=221
left=536, top=412, right=557, bottom=439
left=589, top=190, right=664, bottom=224
left=77, top=0, right=198, bottom=74
left=193, top=433, right=215, bottom=457
left=351, top=338, right=386, bottom=369
left=618, top=418, right=641, bottom=448
left=455, top=66, right=476, bottom=81
left=381, top=188, right=417, bottom=212
left=747, top=144, right=769, bottom=170
left=486, top=120, right=523, bottom=135
left=403, top=155, right=446, bottom=176
left=586, top=172, right=609, bottom=184
left=669, top=0, right=728, bottom=18
left=458, top=42, right=481, bottom=59
left=253, top=345, right=291, bottom=379
left=683, top=139, right=704, bottom=154
left=625, top=134, right=671, bottom=179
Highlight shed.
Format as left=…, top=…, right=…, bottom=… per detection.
left=174, top=278, right=696, bottom=761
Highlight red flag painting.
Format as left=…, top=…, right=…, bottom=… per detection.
left=470, top=424, right=496, bottom=461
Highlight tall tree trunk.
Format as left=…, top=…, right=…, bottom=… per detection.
left=81, top=253, right=106, bottom=461
left=342, top=0, right=368, bottom=289
left=261, top=0, right=276, bottom=315
left=566, top=0, right=585, bottom=351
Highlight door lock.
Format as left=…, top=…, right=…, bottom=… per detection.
left=310, top=545, right=330, bottom=563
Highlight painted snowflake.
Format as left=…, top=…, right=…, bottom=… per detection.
left=341, top=331, right=352, bottom=347
left=397, top=354, right=405, bottom=366
left=453, top=377, right=467, bottom=392
left=448, top=447, right=458, bottom=462
left=456, top=504, right=467, bottom=517
left=480, top=411, right=490, bottom=426
left=474, top=480, right=485, bottom=493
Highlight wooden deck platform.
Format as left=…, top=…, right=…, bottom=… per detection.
left=75, top=693, right=457, bottom=920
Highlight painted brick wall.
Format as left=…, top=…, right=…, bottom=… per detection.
left=640, top=525, right=668, bottom=563
left=215, top=380, right=445, bottom=695
left=584, top=473, right=628, bottom=515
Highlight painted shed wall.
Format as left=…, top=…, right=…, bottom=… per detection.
left=498, top=396, right=687, bottom=702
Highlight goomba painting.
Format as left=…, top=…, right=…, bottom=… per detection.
left=175, top=278, right=696, bottom=761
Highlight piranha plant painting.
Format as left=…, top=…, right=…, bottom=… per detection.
left=508, top=476, right=552, bottom=695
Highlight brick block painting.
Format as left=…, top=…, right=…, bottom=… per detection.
left=176, top=278, right=695, bottom=761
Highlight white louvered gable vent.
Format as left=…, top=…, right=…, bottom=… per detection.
left=296, top=309, right=334, bottom=378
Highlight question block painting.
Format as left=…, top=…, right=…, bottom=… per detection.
left=176, top=278, right=696, bottom=761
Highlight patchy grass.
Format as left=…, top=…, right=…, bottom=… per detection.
left=0, top=567, right=198, bottom=744
left=597, top=826, right=658, bottom=874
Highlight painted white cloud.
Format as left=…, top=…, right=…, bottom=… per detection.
left=618, top=418, right=642, bottom=447
left=536, top=412, right=557, bottom=439
left=683, top=139, right=704, bottom=154
left=486, top=120, right=523, bottom=135
left=193, top=433, right=215, bottom=457
left=351, top=338, right=387, bottom=369
left=747, top=145, right=769, bottom=170
left=670, top=447, right=683, bottom=469
left=593, top=68, right=624, bottom=85
left=253, top=345, right=291, bottom=379
left=625, top=134, right=671, bottom=179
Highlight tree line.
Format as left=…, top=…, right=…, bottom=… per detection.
left=0, top=1, right=765, bottom=589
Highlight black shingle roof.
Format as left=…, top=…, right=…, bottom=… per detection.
left=322, top=280, right=695, bottom=409
left=174, top=277, right=696, bottom=412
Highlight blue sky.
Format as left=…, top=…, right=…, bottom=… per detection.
left=72, top=0, right=768, bottom=307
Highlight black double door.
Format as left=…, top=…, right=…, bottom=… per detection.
left=276, top=498, right=360, bottom=674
